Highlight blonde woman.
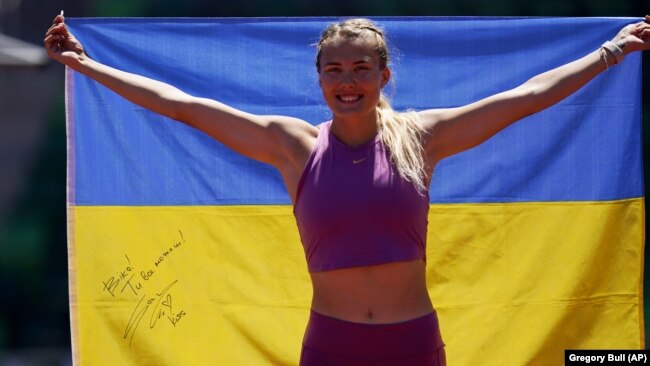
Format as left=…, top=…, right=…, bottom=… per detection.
left=45, top=14, right=650, bottom=366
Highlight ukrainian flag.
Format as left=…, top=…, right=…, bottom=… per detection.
left=66, top=18, right=643, bottom=365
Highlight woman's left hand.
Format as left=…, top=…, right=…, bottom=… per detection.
left=611, top=15, right=650, bottom=55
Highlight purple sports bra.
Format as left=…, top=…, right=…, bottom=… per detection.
left=293, top=121, right=430, bottom=273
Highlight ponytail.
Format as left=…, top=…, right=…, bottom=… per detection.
left=376, top=94, right=427, bottom=194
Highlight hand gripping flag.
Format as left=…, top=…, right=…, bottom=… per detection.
left=66, top=17, right=644, bottom=365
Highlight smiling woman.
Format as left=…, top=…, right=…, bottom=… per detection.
left=315, top=19, right=429, bottom=194
left=297, top=19, right=445, bottom=365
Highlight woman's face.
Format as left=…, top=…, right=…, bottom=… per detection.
left=318, top=37, right=390, bottom=120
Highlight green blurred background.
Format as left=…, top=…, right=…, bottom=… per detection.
left=0, top=0, right=648, bottom=364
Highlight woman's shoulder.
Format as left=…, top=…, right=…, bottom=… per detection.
left=266, top=115, right=320, bottom=140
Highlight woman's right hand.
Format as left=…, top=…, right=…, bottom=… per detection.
left=44, top=14, right=87, bottom=67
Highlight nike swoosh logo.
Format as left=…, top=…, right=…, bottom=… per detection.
left=353, top=158, right=367, bottom=164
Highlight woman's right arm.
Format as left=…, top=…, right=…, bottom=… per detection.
left=44, top=15, right=317, bottom=168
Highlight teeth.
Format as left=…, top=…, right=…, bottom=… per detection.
left=340, top=95, right=361, bottom=102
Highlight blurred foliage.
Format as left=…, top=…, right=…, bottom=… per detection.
left=3, top=0, right=648, bottom=352
left=90, top=0, right=647, bottom=17
left=0, top=95, right=68, bottom=348
left=92, top=0, right=146, bottom=16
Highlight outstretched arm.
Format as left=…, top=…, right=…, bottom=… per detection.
left=44, top=14, right=317, bottom=168
left=421, top=16, right=650, bottom=164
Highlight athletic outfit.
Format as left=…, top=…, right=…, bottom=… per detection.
left=293, top=121, right=445, bottom=365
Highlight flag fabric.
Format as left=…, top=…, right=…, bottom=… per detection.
left=65, top=17, right=644, bottom=365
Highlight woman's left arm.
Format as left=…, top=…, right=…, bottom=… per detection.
left=422, top=16, right=650, bottom=164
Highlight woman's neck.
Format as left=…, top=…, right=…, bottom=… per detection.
left=330, top=111, right=379, bottom=147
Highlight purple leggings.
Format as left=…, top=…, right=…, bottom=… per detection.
left=299, top=309, right=446, bottom=366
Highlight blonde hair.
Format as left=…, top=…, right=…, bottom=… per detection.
left=315, top=18, right=428, bottom=194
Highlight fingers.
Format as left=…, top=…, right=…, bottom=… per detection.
left=46, top=22, right=60, bottom=35
left=636, top=18, right=650, bottom=47
left=641, top=29, right=650, bottom=40
left=45, top=23, right=71, bottom=41
left=45, top=24, right=60, bottom=39
left=633, top=20, right=649, bottom=32
left=44, top=34, right=63, bottom=55
left=44, top=33, right=65, bottom=46
left=49, top=12, right=64, bottom=38
left=52, top=14, right=64, bottom=26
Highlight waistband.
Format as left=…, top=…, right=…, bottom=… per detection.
left=302, top=309, right=444, bottom=360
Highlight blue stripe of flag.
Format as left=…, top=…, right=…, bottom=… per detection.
left=68, top=17, right=642, bottom=205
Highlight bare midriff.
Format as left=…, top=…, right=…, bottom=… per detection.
left=309, top=258, right=434, bottom=324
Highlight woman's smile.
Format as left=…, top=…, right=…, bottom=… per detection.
left=337, top=94, right=364, bottom=103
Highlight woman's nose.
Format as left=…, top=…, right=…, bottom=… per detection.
left=340, top=71, right=355, bottom=86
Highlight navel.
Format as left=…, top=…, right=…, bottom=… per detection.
left=366, top=310, right=373, bottom=320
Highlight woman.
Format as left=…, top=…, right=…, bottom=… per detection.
left=45, top=15, right=650, bottom=365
